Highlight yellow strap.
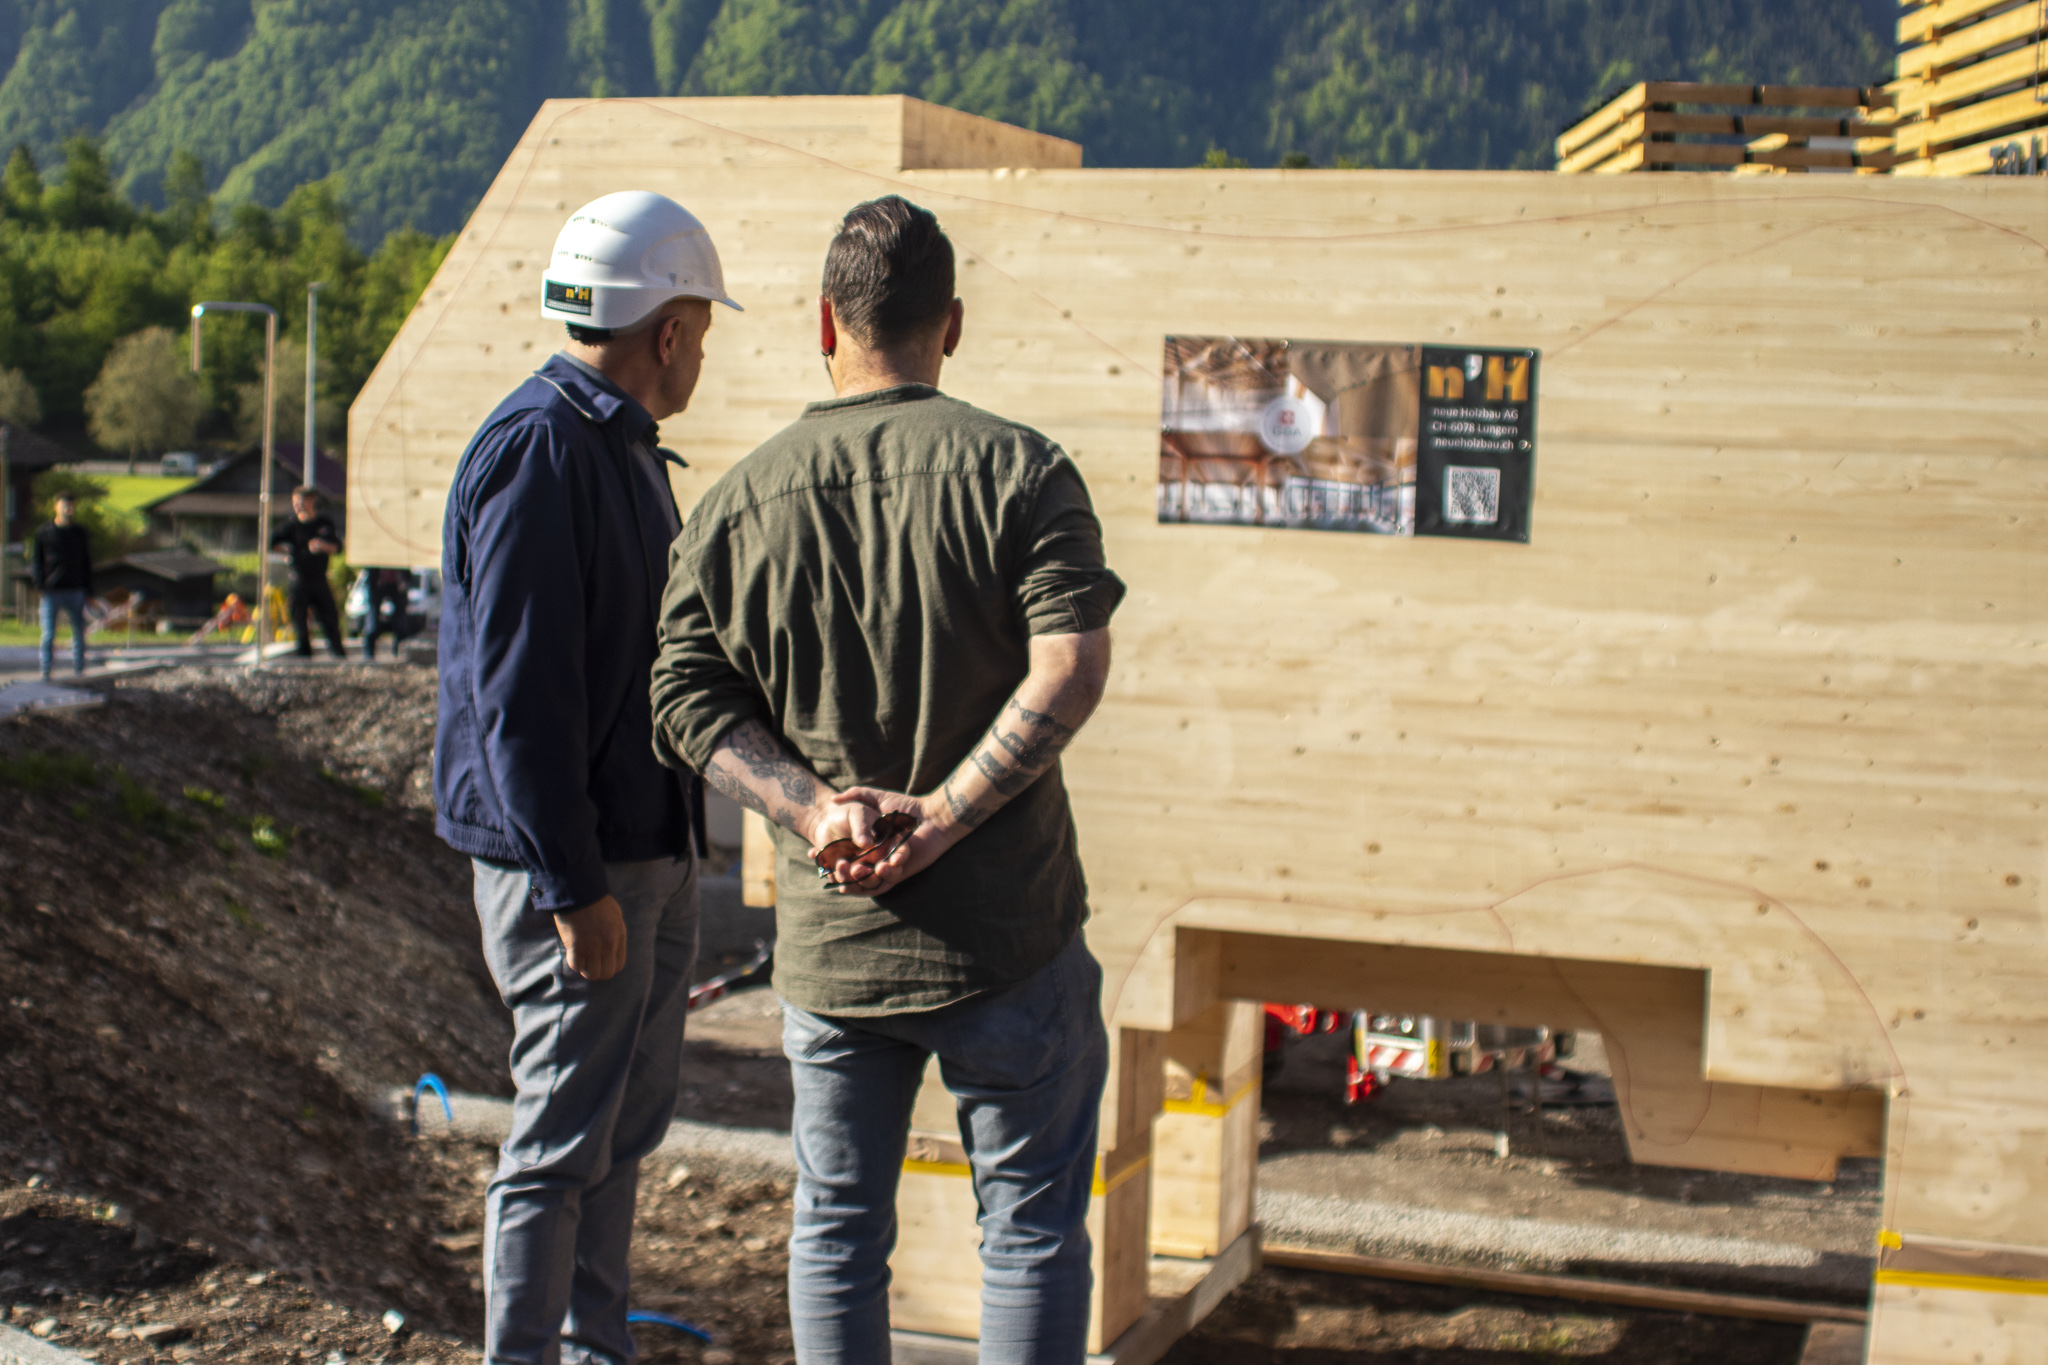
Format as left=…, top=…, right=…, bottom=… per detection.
left=1093, top=1153, right=1149, bottom=1197
left=1162, top=1076, right=1257, bottom=1119
left=1875, top=1269, right=2048, bottom=1297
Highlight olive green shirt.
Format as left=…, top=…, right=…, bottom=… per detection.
left=650, top=385, right=1125, bottom=1015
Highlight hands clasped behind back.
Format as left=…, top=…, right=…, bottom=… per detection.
left=810, top=789, right=966, bottom=896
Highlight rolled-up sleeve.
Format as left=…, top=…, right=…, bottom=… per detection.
left=650, top=522, right=766, bottom=775
left=1015, top=454, right=1126, bottom=636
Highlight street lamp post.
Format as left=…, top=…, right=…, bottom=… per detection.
left=304, top=282, right=323, bottom=488
left=191, top=301, right=278, bottom=670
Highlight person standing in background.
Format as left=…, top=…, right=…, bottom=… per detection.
left=31, top=493, right=92, bottom=680
left=270, top=486, right=346, bottom=660
left=361, top=567, right=411, bottom=661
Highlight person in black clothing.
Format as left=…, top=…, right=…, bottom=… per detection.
left=32, top=494, right=93, bottom=680
left=271, top=486, right=346, bottom=659
left=361, top=567, right=412, bottom=660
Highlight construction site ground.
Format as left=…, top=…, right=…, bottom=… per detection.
left=0, top=666, right=1866, bottom=1362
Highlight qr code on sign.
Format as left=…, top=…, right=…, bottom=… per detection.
left=1443, top=465, right=1500, bottom=525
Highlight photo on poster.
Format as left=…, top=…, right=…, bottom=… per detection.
left=1158, top=336, right=1420, bottom=535
left=1158, top=336, right=1538, bottom=542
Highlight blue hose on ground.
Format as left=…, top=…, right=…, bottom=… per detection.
left=627, top=1310, right=713, bottom=1343
left=412, top=1073, right=454, bottom=1135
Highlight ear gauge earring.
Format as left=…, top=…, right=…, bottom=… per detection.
left=821, top=348, right=834, bottom=358
left=942, top=348, right=954, bottom=358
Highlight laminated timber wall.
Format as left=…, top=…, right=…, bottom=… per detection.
left=1894, top=0, right=2048, bottom=174
left=349, top=96, right=2048, bottom=1363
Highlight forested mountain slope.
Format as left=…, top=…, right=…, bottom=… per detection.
left=0, top=1, right=1894, bottom=245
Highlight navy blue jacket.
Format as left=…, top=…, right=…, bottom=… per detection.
left=434, top=354, right=693, bottom=911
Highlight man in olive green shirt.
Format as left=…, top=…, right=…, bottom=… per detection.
left=650, top=196, right=1122, bottom=1363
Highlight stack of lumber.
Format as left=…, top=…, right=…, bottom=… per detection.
left=1892, top=0, right=2048, bottom=175
left=1555, top=82, right=1897, bottom=173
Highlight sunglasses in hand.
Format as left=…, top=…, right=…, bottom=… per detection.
left=812, top=811, right=918, bottom=886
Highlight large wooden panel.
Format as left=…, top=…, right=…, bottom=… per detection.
left=349, top=97, right=2048, bottom=1364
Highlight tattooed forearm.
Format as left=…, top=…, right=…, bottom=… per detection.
left=704, top=756, right=804, bottom=831
left=726, top=719, right=818, bottom=806
left=934, top=689, right=1088, bottom=833
left=941, top=777, right=990, bottom=830
left=705, top=719, right=835, bottom=838
left=703, top=761, right=770, bottom=819
left=970, top=745, right=1035, bottom=797
left=989, top=697, right=1081, bottom=775
left=1010, top=699, right=1078, bottom=738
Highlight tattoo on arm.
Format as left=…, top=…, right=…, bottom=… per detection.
left=703, top=719, right=826, bottom=836
left=725, top=719, right=817, bottom=807
left=970, top=745, right=1035, bottom=797
left=942, top=776, right=990, bottom=830
left=702, top=762, right=770, bottom=819
left=989, top=698, right=1080, bottom=775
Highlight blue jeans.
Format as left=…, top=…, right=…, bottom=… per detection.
left=472, top=855, right=700, bottom=1365
left=782, top=933, right=1108, bottom=1365
left=38, top=588, right=87, bottom=678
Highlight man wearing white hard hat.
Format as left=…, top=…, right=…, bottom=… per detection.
left=434, top=190, right=739, bottom=1365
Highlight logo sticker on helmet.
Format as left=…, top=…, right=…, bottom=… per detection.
left=546, top=281, right=594, bottom=316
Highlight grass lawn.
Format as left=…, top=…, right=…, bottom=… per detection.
left=99, top=473, right=197, bottom=530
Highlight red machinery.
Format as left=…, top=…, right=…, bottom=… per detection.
left=1264, top=1003, right=1574, bottom=1103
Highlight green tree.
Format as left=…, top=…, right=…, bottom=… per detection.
left=234, top=337, right=341, bottom=448
left=43, top=135, right=131, bottom=230
left=83, top=327, right=204, bottom=473
left=2, top=143, right=41, bottom=219
left=0, top=366, right=40, bottom=426
left=162, top=149, right=213, bottom=244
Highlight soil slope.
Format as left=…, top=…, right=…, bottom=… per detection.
left=0, top=667, right=509, bottom=1334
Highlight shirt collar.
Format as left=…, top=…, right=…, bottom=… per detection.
left=538, top=353, right=658, bottom=443
left=801, top=383, right=943, bottom=417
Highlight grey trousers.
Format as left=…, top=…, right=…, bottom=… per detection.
left=473, top=855, right=700, bottom=1365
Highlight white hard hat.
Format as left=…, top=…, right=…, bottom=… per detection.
left=541, top=190, right=741, bottom=330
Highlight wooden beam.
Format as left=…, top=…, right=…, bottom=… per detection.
left=1203, top=930, right=1885, bottom=1180
left=1895, top=82, right=2048, bottom=155
left=1557, top=111, right=1647, bottom=174
left=1556, top=84, right=1650, bottom=162
left=1893, top=38, right=2047, bottom=119
left=1590, top=142, right=1647, bottom=174
left=1261, top=1244, right=1871, bottom=1325
left=1150, top=1001, right=1262, bottom=1260
left=1632, top=141, right=1900, bottom=170
left=1899, top=2, right=2047, bottom=79
left=1896, top=126, right=2045, bottom=173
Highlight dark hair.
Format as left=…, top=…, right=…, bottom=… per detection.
left=821, top=196, right=954, bottom=347
left=292, top=485, right=321, bottom=503
left=566, top=323, right=614, bottom=344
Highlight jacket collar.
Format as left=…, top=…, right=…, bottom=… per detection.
left=535, top=353, right=656, bottom=441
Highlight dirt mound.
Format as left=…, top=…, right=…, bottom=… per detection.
left=0, top=665, right=508, bottom=1333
